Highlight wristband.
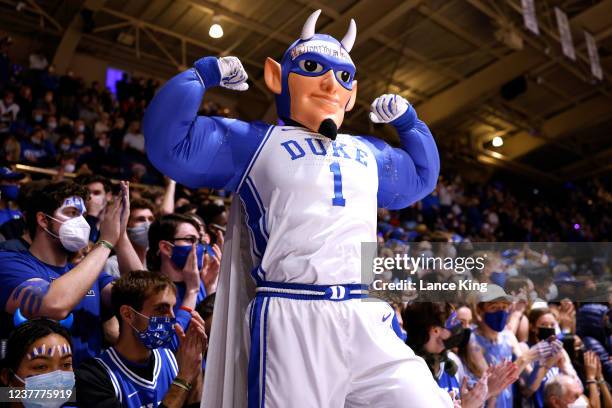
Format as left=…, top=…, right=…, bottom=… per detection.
left=586, top=380, right=597, bottom=385
left=173, top=377, right=192, bottom=391
left=97, top=239, right=114, bottom=251
left=180, top=306, right=193, bottom=313
left=172, top=380, right=190, bottom=391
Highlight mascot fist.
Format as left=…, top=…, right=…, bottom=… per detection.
left=369, top=94, right=409, bottom=124
left=217, top=56, right=249, bottom=91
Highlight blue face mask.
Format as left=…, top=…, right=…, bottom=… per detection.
left=484, top=310, right=509, bottom=332
left=170, top=243, right=205, bottom=270
left=15, top=370, right=75, bottom=408
left=0, top=185, right=20, bottom=201
left=130, top=308, right=176, bottom=349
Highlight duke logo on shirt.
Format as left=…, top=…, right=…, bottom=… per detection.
left=281, top=138, right=368, bottom=167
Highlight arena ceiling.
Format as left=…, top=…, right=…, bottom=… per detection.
left=0, top=0, right=611, bottom=182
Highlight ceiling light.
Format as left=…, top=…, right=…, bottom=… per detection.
left=209, top=16, right=223, bottom=39
left=491, top=136, right=504, bottom=147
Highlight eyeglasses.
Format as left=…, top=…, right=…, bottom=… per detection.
left=170, top=236, right=200, bottom=245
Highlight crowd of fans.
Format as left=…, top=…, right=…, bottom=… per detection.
left=0, top=35, right=611, bottom=408
left=0, top=36, right=231, bottom=185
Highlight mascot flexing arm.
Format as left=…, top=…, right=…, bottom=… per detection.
left=144, top=9, right=451, bottom=408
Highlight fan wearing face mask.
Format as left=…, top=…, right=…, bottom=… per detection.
left=468, top=285, right=567, bottom=408
left=74, top=174, right=113, bottom=244
left=0, top=319, right=75, bottom=408
left=105, top=198, right=155, bottom=279
left=543, top=374, right=591, bottom=408
left=519, top=308, right=579, bottom=408
left=0, top=180, right=138, bottom=366
left=403, top=303, right=487, bottom=408
left=75, top=271, right=206, bottom=408
left=147, top=214, right=210, bottom=353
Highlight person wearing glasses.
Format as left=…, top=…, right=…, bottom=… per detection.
left=147, top=214, right=208, bottom=352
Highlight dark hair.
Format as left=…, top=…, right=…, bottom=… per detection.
left=73, top=174, right=112, bottom=195
left=175, top=203, right=198, bottom=215
left=111, top=270, right=176, bottom=324
left=24, top=181, right=89, bottom=237
left=146, top=214, right=201, bottom=270
left=185, top=213, right=205, bottom=227
left=196, top=293, right=216, bottom=320
left=402, top=302, right=453, bottom=352
left=1, top=319, right=72, bottom=374
left=197, top=203, right=226, bottom=225
left=130, top=198, right=155, bottom=214
left=58, top=152, right=78, bottom=162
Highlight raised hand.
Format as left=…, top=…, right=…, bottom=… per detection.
left=217, top=56, right=249, bottom=91
left=460, top=374, right=488, bottom=408
left=584, top=350, right=598, bottom=380
left=531, top=339, right=563, bottom=363
left=118, top=181, right=130, bottom=236
left=183, top=243, right=201, bottom=293
left=98, top=190, right=124, bottom=247
left=487, top=361, right=519, bottom=397
left=201, top=242, right=221, bottom=294
left=369, top=94, right=409, bottom=124
left=174, top=313, right=207, bottom=383
left=557, top=300, right=576, bottom=332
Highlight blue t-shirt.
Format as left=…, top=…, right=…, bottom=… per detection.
left=525, top=351, right=560, bottom=408
left=437, top=363, right=460, bottom=400
left=472, top=330, right=515, bottom=408
left=0, top=250, right=115, bottom=366
left=20, top=139, right=56, bottom=164
left=0, top=208, right=21, bottom=226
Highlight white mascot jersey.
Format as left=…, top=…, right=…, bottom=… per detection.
left=236, top=125, right=378, bottom=284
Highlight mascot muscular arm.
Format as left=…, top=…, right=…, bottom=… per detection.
left=143, top=56, right=269, bottom=191
left=143, top=46, right=438, bottom=208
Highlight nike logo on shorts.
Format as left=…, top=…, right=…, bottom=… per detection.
left=382, top=312, right=392, bottom=322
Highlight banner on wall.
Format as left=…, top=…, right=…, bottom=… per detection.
left=555, top=7, right=576, bottom=60
left=584, top=31, right=603, bottom=80
left=521, top=0, right=540, bottom=35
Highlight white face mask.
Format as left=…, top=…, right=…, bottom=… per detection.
left=14, top=370, right=75, bottom=408
left=45, top=214, right=91, bottom=252
left=567, top=396, right=588, bottom=408
left=546, top=284, right=559, bottom=301
left=90, top=194, right=106, bottom=208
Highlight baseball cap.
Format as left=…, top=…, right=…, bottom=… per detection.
left=478, top=283, right=513, bottom=303
left=0, top=167, right=25, bottom=181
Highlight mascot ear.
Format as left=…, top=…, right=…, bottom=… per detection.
left=264, top=58, right=282, bottom=95
left=345, top=80, right=358, bottom=112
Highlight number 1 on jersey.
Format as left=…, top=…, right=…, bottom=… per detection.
left=329, top=162, right=346, bottom=207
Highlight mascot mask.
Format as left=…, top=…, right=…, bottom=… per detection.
left=264, top=9, right=358, bottom=140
